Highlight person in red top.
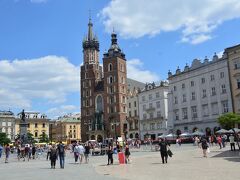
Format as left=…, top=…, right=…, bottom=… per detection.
left=217, top=136, right=222, bottom=149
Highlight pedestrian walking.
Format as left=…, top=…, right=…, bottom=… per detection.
left=107, top=145, right=113, bottom=165
left=229, top=134, right=236, bottom=151
left=159, top=139, right=168, bottom=164
left=201, top=138, right=209, bottom=157
left=124, top=143, right=130, bottom=164
left=57, top=141, right=65, bottom=169
left=217, top=136, right=222, bottom=149
left=46, top=143, right=52, bottom=160
left=32, top=145, right=36, bottom=159
left=73, top=143, right=79, bottom=163
left=50, top=144, right=58, bottom=169
left=78, top=144, right=85, bottom=164
left=0, top=144, right=3, bottom=159
left=5, top=144, right=10, bottom=163
left=84, top=143, right=90, bottom=163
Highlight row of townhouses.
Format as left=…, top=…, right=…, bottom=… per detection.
left=0, top=111, right=81, bottom=143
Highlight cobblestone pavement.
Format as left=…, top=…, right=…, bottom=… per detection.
left=0, top=144, right=239, bottom=180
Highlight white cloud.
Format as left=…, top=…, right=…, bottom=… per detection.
left=127, top=59, right=160, bottom=82
left=47, top=105, right=79, bottom=118
left=0, top=56, right=80, bottom=109
left=100, top=0, right=240, bottom=44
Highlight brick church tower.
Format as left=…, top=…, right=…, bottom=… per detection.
left=81, top=18, right=127, bottom=142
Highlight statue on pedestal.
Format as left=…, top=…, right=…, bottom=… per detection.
left=21, top=109, right=26, bottom=122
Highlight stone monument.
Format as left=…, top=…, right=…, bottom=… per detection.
left=19, top=109, right=28, bottom=145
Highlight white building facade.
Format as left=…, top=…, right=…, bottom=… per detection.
left=0, top=111, right=15, bottom=141
left=138, top=82, right=168, bottom=140
left=168, top=54, right=233, bottom=136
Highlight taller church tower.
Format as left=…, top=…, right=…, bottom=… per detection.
left=81, top=18, right=103, bottom=142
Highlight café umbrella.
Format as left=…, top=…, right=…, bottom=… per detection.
left=216, top=129, right=230, bottom=134
left=192, top=131, right=204, bottom=136
left=228, top=128, right=240, bottom=133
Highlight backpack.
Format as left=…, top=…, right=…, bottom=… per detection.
left=58, top=144, right=64, bottom=153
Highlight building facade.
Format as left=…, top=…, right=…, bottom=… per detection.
left=15, top=112, right=50, bottom=142
left=0, top=110, right=15, bottom=141
left=125, top=79, right=145, bottom=139
left=168, top=54, right=233, bottom=135
left=138, top=82, right=169, bottom=140
left=225, top=44, right=240, bottom=117
left=52, top=113, right=81, bottom=143
left=80, top=18, right=127, bottom=142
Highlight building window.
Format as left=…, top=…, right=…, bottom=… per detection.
left=157, top=111, right=161, bottom=118
left=182, top=108, right=188, bottom=119
left=173, top=86, right=177, bottom=91
left=156, top=92, right=160, bottom=98
left=143, top=114, right=147, bottom=120
left=182, top=83, right=185, bottom=89
left=122, top=96, right=126, bottom=103
left=234, top=60, right=240, bottom=69
left=42, top=123, right=45, bottom=128
left=134, top=110, right=137, bottom=116
left=129, top=103, right=131, bottom=108
left=191, top=106, right=198, bottom=118
left=143, top=124, right=147, bottom=130
left=210, top=75, right=215, bottom=81
left=202, top=89, right=207, bottom=98
left=150, top=123, right=155, bottom=130
left=149, top=112, right=154, bottom=119
left=174, top=97, right=178, bottom=104
left=149, top=103, right=153, bottom=109
left=35, top=132, right=38, bottom=137
left=182, top=94, right=187, bottom=102
left=156, top=101, right=160, bottom=108
left=191, top=92, right=196, bottom=100
left=221, top=84, right=226, bottom=94
left=134, top=101, right=137, bottom=107
left=201, top=78, right=205, bottom=84
left=149, top=94, right=152, bottom=100
left=190, top=81, right=194, bottom=87
left=222, top=101, right=229, bottom=113
left=108, top=63, right=113, bottom=71
left=211, top=102, right=218, bottom=115
left=220, top=72, right=224, bottom=78
left=202, top=104, right=209, bottom=117
left=157, top=123, right=161, bottom=129
left=174, top=110, right=179, bottom=120
left=35, top=123, right=38, bottom=128
left=211, top=87, right=216, bottom=96
left=109, top=76, right=113, bottom=84
left=129, top=111, right=132, bottom=117
left=109, top=86, right=114, bottom=94
left=142, top=96, right=145, bottom=102
left=237, top=79, right=240, bottom=89
left=143, top=105, right=146, bottom=111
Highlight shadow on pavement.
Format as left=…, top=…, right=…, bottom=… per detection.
left=211, top=150, right=240, bottom=162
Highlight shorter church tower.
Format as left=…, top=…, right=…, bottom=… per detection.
left=103, top=32, right=127, bottom=139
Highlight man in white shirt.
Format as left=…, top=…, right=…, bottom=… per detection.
left=229, top=134, right=235, bottom=151
left=77, top=144, right=85, bottom=164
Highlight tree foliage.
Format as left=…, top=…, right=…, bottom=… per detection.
left=39, top=133, right=49, bottom=143
left=218, top=113, right=240, bottom=130
left=0, top=133, right=11, bottom=145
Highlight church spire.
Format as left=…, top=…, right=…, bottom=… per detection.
left=82, top=13, right=99, bottom=51
left=87, top=10, right=93, bottom=41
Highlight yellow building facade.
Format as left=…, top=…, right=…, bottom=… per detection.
left=51, top=113, right=81, bottom=143
left=15, top=112, right=50, bottom=141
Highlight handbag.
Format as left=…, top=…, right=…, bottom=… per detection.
left=167, top=149, right=173, bottom=157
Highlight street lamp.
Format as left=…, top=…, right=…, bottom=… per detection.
left=110, top=118, right=119, bottom=144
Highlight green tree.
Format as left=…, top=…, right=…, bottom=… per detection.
left=218, top=112, right=240, bottom=150
left=218, top=112, right=240, bottom=130
left=39, top=133, right=49, bottom=143
left=0, top=133, right=11, bottom=145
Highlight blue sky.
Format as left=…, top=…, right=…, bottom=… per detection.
left=0, top=0, right=240, bottom=118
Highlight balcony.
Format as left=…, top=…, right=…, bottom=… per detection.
left=145, top=107, right=155, bottom=113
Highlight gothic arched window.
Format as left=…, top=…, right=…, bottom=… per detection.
left=96, top=95, right=103, bottom=112
left=108, top=63, right=113, bottom=71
